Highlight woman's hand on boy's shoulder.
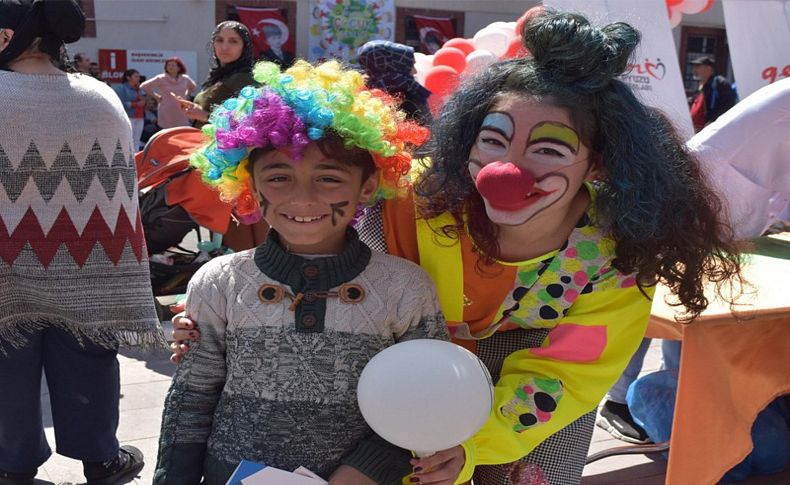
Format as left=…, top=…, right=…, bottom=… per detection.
left=170, top=303, right=201, bottom=364
left=328, top=465, right=377, bottom=485
left=409, top=446, right=465, bottom=485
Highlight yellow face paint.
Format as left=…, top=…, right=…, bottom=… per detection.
left=528, top=122, right=580, bottom=154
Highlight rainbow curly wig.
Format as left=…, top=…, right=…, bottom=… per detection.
left=190, top=60, right=429, bottom=222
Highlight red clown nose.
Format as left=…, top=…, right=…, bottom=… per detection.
left=475, top=161, right=539, bottom=211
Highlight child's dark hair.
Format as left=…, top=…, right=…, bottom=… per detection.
left=248, top=131, right=377, bottom=183
left=415, top=9, right=742, bottom=320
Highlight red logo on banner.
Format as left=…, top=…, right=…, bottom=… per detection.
left=762, top=64, right=790, bottom=84
left=98, top=49, right=127, bottom=84
left=412, top=15, right=455, bottom=54
left=236, top=6, right=295, bottom=63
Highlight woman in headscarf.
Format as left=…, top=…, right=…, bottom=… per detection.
left=0, top=1, right=164, bottom=483
left=358, top=40, right=432, bottom=125
left=176, top=20, right=269, bottom=251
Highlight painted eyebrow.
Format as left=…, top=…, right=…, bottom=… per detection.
left=527, top=122, right=580, bottom=154
left=480, top=112, right=515, bottom=141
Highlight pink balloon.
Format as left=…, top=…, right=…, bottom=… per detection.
left=442, top=38, right=475, bottom=56
left=515, top=6, right=546, bottom=37
left=433, top=47, right=467, bottom=73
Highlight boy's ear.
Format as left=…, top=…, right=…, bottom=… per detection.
left=360, top=170, right=379, bottom=202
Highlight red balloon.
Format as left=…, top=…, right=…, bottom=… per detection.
left=433, top=47, right=467, bottom=73
left=666, top=0, right=683, bottom=6
left=700, top=0, right=715, bottom=12
left=515, top=6, right=546, bottom=37
left=424, top=65, right=460, bottom=98
left=503, top=36, right=528, bottom=59
left=442, top=38, right=475, bottom=56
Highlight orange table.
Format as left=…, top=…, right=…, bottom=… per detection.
left=646, top=234, right=790, bottom=485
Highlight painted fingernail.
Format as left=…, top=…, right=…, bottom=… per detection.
left=413, top=467, right=423, bottom=473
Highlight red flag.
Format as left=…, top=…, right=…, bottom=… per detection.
left=412, top=15, right=456, bottom=54
left=236, top=6, right=295, bottom=65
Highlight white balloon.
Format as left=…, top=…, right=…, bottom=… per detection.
left=678, top=0, right=710, bottom=15
left=357, top=339, right=494, bottom=456
left=473, top=28, right=509, bottom=58
left=488, top=21, right=514, bottom=36
left=465, top=49, right=498, bottom=76
left=668, top=5, right=683, bottom=28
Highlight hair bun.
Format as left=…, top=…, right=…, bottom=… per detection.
left=41, top=0, right=85, bottom=43
left=522, top=9, right=640, bottom=91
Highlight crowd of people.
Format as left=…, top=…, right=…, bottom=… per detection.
left=1, top=0, right=786, bottom=484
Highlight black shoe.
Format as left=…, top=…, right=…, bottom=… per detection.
left=83, top=445, right=144, bottom=485
left=0, top=469, right=35, bottom=485
left=596, top=400, right=652, bottom=444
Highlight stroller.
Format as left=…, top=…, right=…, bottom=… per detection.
left=135, top=127, right=234, bottom=297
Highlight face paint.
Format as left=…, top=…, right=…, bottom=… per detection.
left=480, top=112, right=515, bottom=141
left=527, top=122, right=580, bottom=155
left=258, top=191, right=270, bottom=217
left=330, top=201, right=349, bottom=226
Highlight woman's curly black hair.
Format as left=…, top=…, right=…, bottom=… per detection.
left=415, top=9, right=742, bottom=321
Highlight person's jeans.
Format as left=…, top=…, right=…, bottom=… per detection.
left=0, top=326, right=120, bottom=472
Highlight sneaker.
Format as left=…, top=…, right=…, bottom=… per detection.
left=0, top=469, right=35, bottom=485
left=83, top=445, right=144, bottom=485
left=596, top=400, right=652, bottom=444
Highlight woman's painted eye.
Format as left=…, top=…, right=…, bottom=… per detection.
left=481, top=137, right=506, bottom=148
left=536, top=147, right=564, bottom=156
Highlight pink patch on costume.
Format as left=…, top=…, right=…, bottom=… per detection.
left=564, top=289, right=579, bottom=303
left=536, top=410, right=552, bottom=422
left=530, top=323, right=607, bottom=362
left=565, top=247, right=577, bottom=258
left=573, top=271, right=589, bottom=286
left=523, top=385, right=534, bottom=394
left=621, top=277, right=637, bottom=288
left=508, top=463, right=549, bottom=485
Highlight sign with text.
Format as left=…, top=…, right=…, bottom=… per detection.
left=546, top=0, right=694, bottom=139
left=98, top=49, right=198, bottom=84
left=722, top=0, right=790, bottom=99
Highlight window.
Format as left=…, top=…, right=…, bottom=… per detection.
left=77, top=0, right=96, bottom=38
left=396, top=7, right=465, bottom=55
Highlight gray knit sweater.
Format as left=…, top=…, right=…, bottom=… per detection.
left=0, top=71, right=164, bottom=351
left=155, top=230, right=449, bottom=484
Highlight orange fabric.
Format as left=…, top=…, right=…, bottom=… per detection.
left=165, top=170, right=233, bottom=235
left=382, top=194, right=517, bottom=353
left=647, top=243, right=790, bottom=485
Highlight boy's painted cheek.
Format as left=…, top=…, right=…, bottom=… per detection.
left=330, top=201, right=349, bottom=226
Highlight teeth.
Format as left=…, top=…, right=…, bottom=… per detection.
left=287, top=215, right=323, bottom=222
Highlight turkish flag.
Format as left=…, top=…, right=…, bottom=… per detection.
left=412, top=15, right=456, bottom=54
left=236, top=6, right=295, bottom=59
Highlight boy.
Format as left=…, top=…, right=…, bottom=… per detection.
left=153, top=61, right=448, bottom=484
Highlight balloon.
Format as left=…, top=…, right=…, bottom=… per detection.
left=666, top=0, right=683, bottom=6
left=473, top=28, right=509, bottom=58
left=515, top=6, right=546, bottom=37
left=433, top=47, right=467, bottom=73
left=424, top=65, right=460, bottom=97
left=442, top=37, right=475, bottom=56
left=465, top=49, right=497, bottom=76
left=357, top=339, right=494, bottom=456
left=668, top=5, right=682, bottom=28
left=486, top=21, right=515, bottom=40
left=503, top=36, right=528, bottom=59
left=678, top=0, right=711, bottom=14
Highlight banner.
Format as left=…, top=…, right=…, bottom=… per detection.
left=412, top=15, right=456, bottom=54
left=99, top=49, right=198, bottom=85
left=236, top=6, right=296, bottom=67
left=722, top=0, right=790, bottom=99
left=309, top=0, right=394, bottom=61
left=545, top=0, right=694, bottom=139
